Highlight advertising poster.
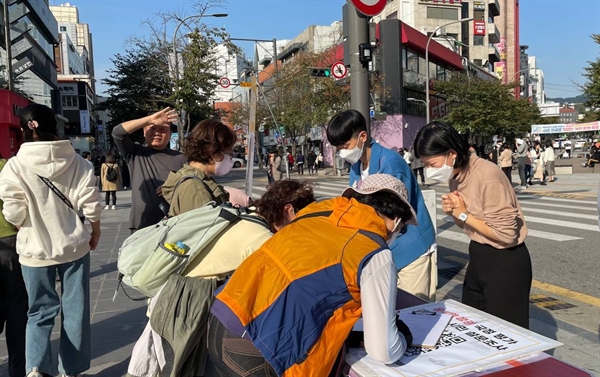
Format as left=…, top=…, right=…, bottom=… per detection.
left=347, top=300, right=561, bottom=377
left=494, top=62, right=506, bottom=84
left=79, top=110, right=90, bottom=134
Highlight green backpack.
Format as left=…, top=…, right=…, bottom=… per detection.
left=116, top=202, right=269, bottom=298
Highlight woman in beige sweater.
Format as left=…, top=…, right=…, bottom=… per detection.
left=498, top=142, right=514, bottom=184
left=413, top=122, right=531, bottom=329
left=101, top=154, right=122, bottom=210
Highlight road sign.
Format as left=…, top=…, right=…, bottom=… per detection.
left=13, top=57, right=33, bottom=77
left=239, top=81, right=252, bottom=88
left=331, top=61, right=348, bottom=79
left=11, top=38, right=32, bottom=57
left=218, top=77, right=231, bottom=89
left=350, top=0, right=387, bottom=17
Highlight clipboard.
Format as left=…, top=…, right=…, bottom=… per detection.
left=399, top=311, right=453, bottom=348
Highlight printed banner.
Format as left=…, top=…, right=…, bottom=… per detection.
left=347, top=300, right=561, bottom=377
left=531, top=121, right=600, bottom=135
left=494, top=61, right=506, bottom=84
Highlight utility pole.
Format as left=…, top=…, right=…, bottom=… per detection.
left=347, top=2, right=371, bottom=137
left=3, top=0, right=13, bottom=91
left=245, top=70, right=258, bottom=197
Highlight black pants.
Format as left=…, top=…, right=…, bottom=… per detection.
left=502, top=167, right=512, bottom=183
left=462, top=241, right=532, bottom=329
left=412, top=167, right=425, bottom=184
left=297, top=162, right=304, bottom=174
left=208, top=314, right=345, bottom=377
left=105, top=191, right=117, bottom=206
left=0, top=235, right=28, bottom=377
left=517, top=157, right=527, bottom=186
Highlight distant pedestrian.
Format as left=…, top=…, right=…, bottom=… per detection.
left=112, top=108, right=186, bottom=233
left=0, top=103, right=103, bottom=377
left=296, top=152, right=305, bottom=174
left=515, top=138, right=528, bottom=189
left=543, top=141, right=556, bottom=182
left=307, top=151, right=316, bottom=175
left=272, top=151, right=283, bottom=181
left=403, top=148, right=412, bottom=168
left=414, top=122, right=532, bottom=329
left=411, top=153, right=425, bottom=185
left=101, top=154, right=122, bottom=210
left=81, top=151, right=93, bottom=168
left=499, top=143, right=513, bottom=184
left=0, top=154, right=27, bottom=377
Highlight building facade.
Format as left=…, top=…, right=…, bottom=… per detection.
left=1, top=0, right=60, bottom=109
left=0, top=90, right=30, bottom=158
left=212, top=43, right=253, bottom=103
left=528, top=55, right=545, bottom=105
left=0, top=0, right=62, bottom=155
left=493, top=0, right=519, bottom=87
left=373, top=0, right=501, bottom=76
left=50, top=2, right=97, bottom=153
left=559, top=107, right=578, bottom=124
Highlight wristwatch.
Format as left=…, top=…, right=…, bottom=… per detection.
left=458, top=212, right=469, bottom=222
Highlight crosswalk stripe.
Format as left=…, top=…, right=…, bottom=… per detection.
left=436, top=213, right=584, bottom=241
left=524, top=216, right=599, bottom=232
left=437, top=229, right=470, bottom=243
left=251, top=181, right=595, bottom=238
left=435, top=197, right=599, bottom=221
left=436, top=191, right=598, bottom=206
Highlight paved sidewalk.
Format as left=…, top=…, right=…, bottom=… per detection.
left=0, top=191, right=146, bottom=377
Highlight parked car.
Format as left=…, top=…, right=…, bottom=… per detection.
left=574, top=139, right=588, bottom=150
left=552, top=139, right=571, bottom=149
left=232, top=157, right=244, bottom=168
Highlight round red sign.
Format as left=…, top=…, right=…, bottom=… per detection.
left=350, top=0, right=387, bottom=17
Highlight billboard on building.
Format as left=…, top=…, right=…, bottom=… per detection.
left=494, top=62, right=506, bottom=84
left=473, top=1, right=486, bottom=10
left=473, top=21, right=486, bottom=36
left=79, top=110, right=90, bottom=134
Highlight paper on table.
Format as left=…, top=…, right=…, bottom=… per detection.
left=399, top=311, right=452, bottom=348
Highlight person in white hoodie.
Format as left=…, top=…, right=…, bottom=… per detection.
left=0, top=104, right=102, bottom=377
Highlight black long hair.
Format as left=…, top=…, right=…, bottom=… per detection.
left=19, top=103, right=59, bottom=142
left=413, top=121, right=470, bottom=169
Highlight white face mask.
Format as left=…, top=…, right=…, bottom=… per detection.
left=339, top=136, right=364, bottom=164
left=425, top=155, right=455, bottom=183
left=387, top=218, right=403, bottom=246
left=214, top=153, right=234, bottom=176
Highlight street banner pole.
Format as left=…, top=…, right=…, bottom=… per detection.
left=245, top=72, right=258, bottom=197
left=347, top=1, right=371, bottom=137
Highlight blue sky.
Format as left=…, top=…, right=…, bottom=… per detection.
left=50, top=0, right=598, bottom=99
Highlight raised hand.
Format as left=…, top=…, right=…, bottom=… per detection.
left=150, top=107, right=179, bottom=127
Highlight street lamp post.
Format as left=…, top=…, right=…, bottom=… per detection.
left=172, top=13, right=227, bottom=149
left=425, top=17, right=473, bottom=123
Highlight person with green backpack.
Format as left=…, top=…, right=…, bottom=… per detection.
left=126, top=180, right=316, bottom=377
left=161, top=119, right=235, bottom=217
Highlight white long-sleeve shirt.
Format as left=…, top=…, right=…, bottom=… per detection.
left=361, top=248, right=408, bottom=363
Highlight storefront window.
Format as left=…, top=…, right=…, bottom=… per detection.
left=407, top=49, right=418, bottom=72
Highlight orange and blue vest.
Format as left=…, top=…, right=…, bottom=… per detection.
left=212, top=197, right=389, bottom=376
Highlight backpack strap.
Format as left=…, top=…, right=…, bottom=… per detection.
left=160, top=175, right=216, bottom=217
left=173, top=175, right=216, bottom=200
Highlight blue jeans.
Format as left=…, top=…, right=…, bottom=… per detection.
left=21, top=253, right=91, bottom=376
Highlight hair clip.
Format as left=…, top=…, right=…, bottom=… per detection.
left=28, top=120, right=39, bottom=130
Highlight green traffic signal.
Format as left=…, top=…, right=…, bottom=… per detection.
left=309, top=68, right=332, bottom=77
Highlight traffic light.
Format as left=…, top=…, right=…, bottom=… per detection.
left=309, top=67, right=332, bottom=77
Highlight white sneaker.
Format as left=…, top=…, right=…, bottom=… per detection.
left=27, top=368, right=51, bottom=377
left=111, top=205, right=116, bottom=210
left=104, top=205, right=110, bottom=210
